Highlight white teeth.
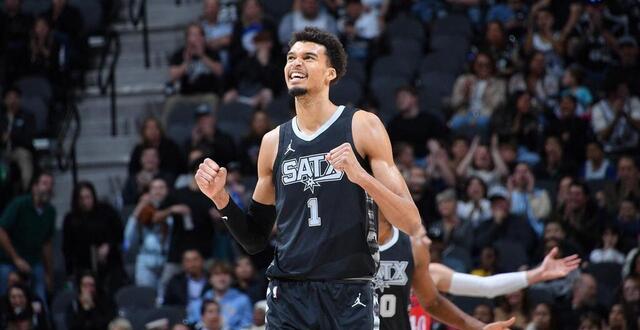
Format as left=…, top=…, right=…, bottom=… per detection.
left=290, top=73, right=305, bottom=79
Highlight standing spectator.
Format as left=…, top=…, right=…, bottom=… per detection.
left=63, top=181, right=125, bottom=292
left=124, top=178, right=173, bottom=289
left=1, top=87, right=35, bottom=192
left=450, top=52, right=507, bottom=136
left=456, top=176, right=491, bottom=227
left=239, top=111, right=272, bottom=176
left=128, top=117, right=185, bottom=178
left=589, top=226, right=626, bottom=264
left=278, top=0, right=338, bottom=46
left=386, top=86, right=448, bottom=159
left=195, top=299, right=225, bottom=330
left=166, top=23, right=224, bottom=112
left=66, top=272, right=116, bottom=330
left=508, top=162, right=552, bottom=237
left=591, top=79, right=640, bottom=155
left=337, top=0, right=381, bottom=61
left=164, top=250, right=208, bottom=324
left=186, top=105, right=236, bottom=167
left=552, top=181, right=602, bottom=253
left=223, top=31, right=284, bottom=109
left=425, top=139, right=457, bottom=188
left=0, top=172, right=54, bottom=301
left=547, top=94, right=592, bottom=163
left=509, top=52, right=560, bottom=109
left=579, top=141, right=616, bottom=181
left=525, top=303, right=556, bottom=330
left=456, top=135, right=509, bottom=187
left=233, top=256, right=266, bottom=304
left=490, top=90, right=541, bottom=152
left=229, top=0, right=279, bottom=67
left=200, top=262, right=252, bottom=329
left=428, top=189, right=474, bottom=255
left=201, top=0, right=233, bottom=66
left=615, top=198, right=640, bottom=252
left=122, top=147, right=174, bottom=206
left=603, top=156, right=640, bottom=214
left=479, top=20, right=521, bottom=78
left=523, top=7, right=566, bottom=76
left=0, top=284, right=48, bottom=330
left=1, top=0, right=33, bottom=84
left=494, top=290, right=529, bottom=329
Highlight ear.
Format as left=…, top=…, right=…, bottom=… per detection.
left=326, top=67, right=337, bottom=83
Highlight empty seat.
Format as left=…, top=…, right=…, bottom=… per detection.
left=344, top=59, right=366, bottom=85
left=115, top=285, right=157, bottom=317
left=430, top=35, right=469, bottom=58
left=450, top=296, right=492, bottom=315
left=263, top=0, right=294, bottom=22
left=52, top=290, right=76, bottom=330
left=266, top=94, right=293, bottom=125
left=218, top=101, right=254, bottom=124
left=390, top=38, right=424, bottom=59
left=369, top=76, right=410, bottom=122
left=69, top=0, right=103, bottom=35
left=21, top=97, right=49, bottom=135
left=372, top=55, right=417, bottom=81
left=387, top=15, right=425, bottom=42
left=418, top=72, right=457, bottom=115
left=420, top=51, right=466, bottom=75
left=432, top=14, right=472, bottom=38
left=494, top=240, right=529, bottom=272
left=143, top=306, right=186, bottom=327
left=330, top=78, right=363, bottom=106
left=163, top=102, right=200, bottom=146
left=16, top=75, right=52, bottom=103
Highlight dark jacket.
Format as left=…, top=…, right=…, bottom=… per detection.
left=163, top=272, right=208, bottom=307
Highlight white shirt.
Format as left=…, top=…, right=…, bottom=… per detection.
left=188, top=276, right=207, bottom=302
left=589, top=248, right=626, bottom=264
left=457, top=199, right=492, bottom=227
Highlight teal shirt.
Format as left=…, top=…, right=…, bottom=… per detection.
left=0, top=195, right=56, bottom=264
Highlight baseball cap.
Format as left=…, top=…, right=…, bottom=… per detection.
left=194, top=103, right=214, bottom=118
left=488, top=185, right=510, bottom=201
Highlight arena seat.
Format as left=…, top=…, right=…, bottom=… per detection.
left=369, top=76, right=410, bottom=122
left=372, top=55, right=418, bottom=81
left=420, top=51, right=466, bottom=75
left=430, top=34, right=469, bottom=59
left=390, top=38, right=424, bottom=59
left=527, top=287, right=554, bottom=307
left=343, top=59, right=366, bottom=85
left=69, top=0, right=104, bottom=35
left=494, top=240, right=529, bottom=272
left=142, top=306, right=187, bottom=327
left=432, top=14, right=472, bottom=38
left=263, top=0, right=294, bottom=22
left=387, top=15, right=425, bottom=43
left=330, top=78, right=363, bottom=106
left=418, top=71, right=457, bottom=116
left=450, top=296, right=492, bottom=315
left=52, top=289, right=76, bottom=330
left=115, top=285, right=157, bottom=317
left=266, top=93, right=294, bottom=125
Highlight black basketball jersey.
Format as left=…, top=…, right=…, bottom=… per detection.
left=375, top=227, right=415, bottom=330
left=267, top=105, right=379, bottom=280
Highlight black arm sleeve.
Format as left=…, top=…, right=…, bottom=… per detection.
left=220, top=198, right=276, bottom=255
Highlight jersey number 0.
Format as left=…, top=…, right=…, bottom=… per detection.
left=307, top=198, right=321, bottom=227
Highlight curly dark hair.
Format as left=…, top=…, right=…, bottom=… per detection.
left=288, top=27, right=347, bottom=84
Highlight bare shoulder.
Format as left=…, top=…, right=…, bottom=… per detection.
left=257, top=126, right=281, bottom=174
left=353, top=109, right=385, bottom=132
left=352, top=110, right=390, bottom=157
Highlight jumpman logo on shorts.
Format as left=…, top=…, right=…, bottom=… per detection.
left=284, top=140, right=295, bottom=156
left=351, top=293, right=366, bottom=308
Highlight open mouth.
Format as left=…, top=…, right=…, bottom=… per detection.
left=289, top=72, right=307, bottom=82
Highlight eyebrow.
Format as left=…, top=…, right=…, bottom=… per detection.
left=286, top=52, right=318, bottom=58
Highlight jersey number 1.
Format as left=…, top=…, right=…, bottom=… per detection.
left=307, top=198, right=321, bottom=227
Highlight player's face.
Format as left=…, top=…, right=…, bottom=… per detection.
left=285, top=41, right=336, bottom=97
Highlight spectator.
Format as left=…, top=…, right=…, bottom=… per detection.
left=195, top=299, right=225, bottom=330
left=163, top=249, right=208, bottom=324
left=591, top=78, right=640, bottom=155
left=44, top=0, right=83, bottom=46
left=456, top=135, right=509, bottom=187
left=552, top=181, right=602, bottom=252
left=577, top=312, right=604, bottom=330
left=533, top=135, right=576, bottom=184
left=278, top=0, right=338, bottom=46
left=606, top=303, right=627, bottom=330
left=490, top=90, right=541, bottom=152
left=589, top=226, right=626, bottom=264
left=124, top=177, right=173, bottom=289
left=494, top=289, right=529, bottom=329
left=0, top=284, right=48, bottom=330
left=200, top=262, right=252, bottom=329
left=66, top=272, right=116, bottom=330
left=406, top=166, right=437, bottom=224
left=428, top=189, right=474, bottom=255
left=186, top=104, right=237, bottom=167
left=1, top=86, right=36, bottom=192
left=386, top=85, right=448, bottom=159
left=122, top=146, right=174, bottom=206
left=479, top=20, right=521, bottom=77
left=27, top=17, right=63, bottom=85
left=560, top=65, right=593, bottom=110
left=223, top=30, right=283, bottom=110
left=557, top=273, right=605, bottom=329
left=615, top=198, right=640, bottom=252
left=547, top=94, right=592, bottom=163
left=63, top=181, right=125, bottom=292
left=474, top=185, right=538, bottom=257
left=166, top=23, right=224, bottom=113
left=175, top=148, right=207, bottom=189
left=472, top=303, right=494, bottom=324
left=250, top=300, right=266, bottom=330
left=233, top=256, right=266, bottom=304
left=229, top=0, right=279, bottom=67
left=542, top=220, right=583, bottom=258
left=509, top=52, right=560, bottom=109
left=450, top=52, right=507, bottom=136
left=554, top=175, right=574, bottom=211
left=525, top=302, right=555, bottom=330
left=337, top=0, right=381, bottom=60
left=108, top=318, right=133, bottom=330
left=239, top=110, right=272, bottom=176
left=425, top=139, right=457, bottom=188
left=393, top=142, right=414, bottom=176
left=508, top=162, right=552, bottom=236
left=607, top=35, right=640, bottom=96
left=0, top=172, right=54, bottom=301
left=128, top=117, right=185, bottom=178
left=1, top=0, right=33, bottom=84
left=619, top=276, right=639, bottom=326
left=159, top=159, right=215, bottom=294
left=456, top=176, right=491, bottom=227
left=471, top=245, right=497, bottom=276
left=579, top=141, right=616, bottom=181
left=201, top=0, right=233, bottom=65
left=603, top=156, right=640, bottom=214
left=623, top=250, right=640, bottom=278
left=523, top=7, right=565, bottom=76
left=449, top=136, right=470, bottom=171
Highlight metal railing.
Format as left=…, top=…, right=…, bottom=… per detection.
left=97, top=30, right=121, bottom=136
left=55, top=100, right=81, bottom=185
left=129, top=0, right=150, bottom=68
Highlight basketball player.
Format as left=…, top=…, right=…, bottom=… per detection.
left=196, top=27, right=428, bottom=329
left=376, top=215, right=580, bottom=330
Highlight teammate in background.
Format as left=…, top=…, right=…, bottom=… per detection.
left=376, top=215, right=580, bottom=330
left=196, top=27, right=429, bottom=329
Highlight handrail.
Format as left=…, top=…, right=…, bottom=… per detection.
left=55, top=100, right=81, bottom=185
left=128, top=0, right=150, bottom=68
left=97, top=29, right=121, bottom=136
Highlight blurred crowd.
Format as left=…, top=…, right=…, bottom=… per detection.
left=1, top=0, right=640, bottom=329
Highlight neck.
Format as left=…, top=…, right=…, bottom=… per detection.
left=214, top=288, right=227, bottom=297
left=294, top=93, right=337, bottom=133
left=443, top=215, right=457, bottom=223
left=590, top=158, right=603, bottom=167
left=402, top=106, right=419, bottom=119
left=378, top=221, right=393, bottom=246
left=189, top=272, right=203, bottom=280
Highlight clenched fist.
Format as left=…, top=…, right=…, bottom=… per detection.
left=195, top=158, right=229, bottom=207
left=326, top=143, right=366, bottom=184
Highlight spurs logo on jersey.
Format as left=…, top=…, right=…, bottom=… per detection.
left=374, top=260, right=409, bottom=292
left=281, top=153, right=344, bottom=193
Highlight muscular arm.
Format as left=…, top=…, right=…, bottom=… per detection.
left=350, top=111, right=422, bottom=236
left=412, top=237, right=485, bottom=330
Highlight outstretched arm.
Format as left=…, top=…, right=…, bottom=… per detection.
left=430, top=247, right=580, bottom=298
left=326, top=111, right=423, bottom=237
left=196, top=128, right=279, bottom=254
left=411, top=236, right=515, bottom=330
